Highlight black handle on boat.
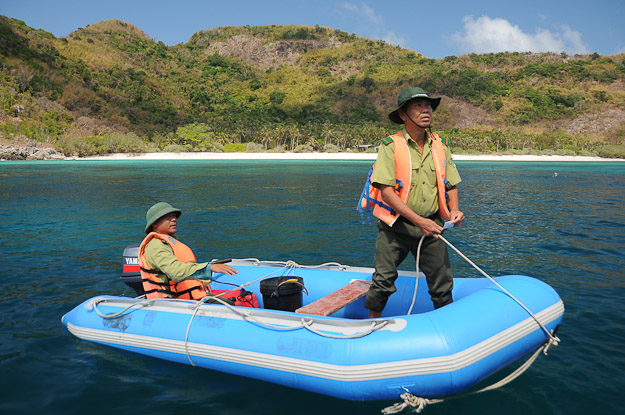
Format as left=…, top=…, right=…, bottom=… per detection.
left=211, top=258, right=232, bottom=264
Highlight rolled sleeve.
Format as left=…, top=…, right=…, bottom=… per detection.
left=371, top=142, right=397, bottom=187
left=444, top=146, right=462, bottom=188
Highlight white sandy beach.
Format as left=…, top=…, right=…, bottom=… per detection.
left=77, top=152, right=623, bottom=162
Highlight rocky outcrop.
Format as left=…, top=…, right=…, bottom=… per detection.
left=0, top=144, right=65, bottom=160
left=560, top=107, right=625, bottom=136
left=205, top=34, right=342, bottom=70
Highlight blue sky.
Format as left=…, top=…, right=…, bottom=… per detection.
left=1, top=0, right=623, bottom=58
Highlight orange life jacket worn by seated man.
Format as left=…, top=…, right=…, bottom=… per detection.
left=138, top=233, right=259, bottom=307
left=138, top=232, right=208, bottom=300
left=358, top=131, right=451, bottom=226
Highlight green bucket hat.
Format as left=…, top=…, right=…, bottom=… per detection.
left=388, top=87, right=441, bottom=124
left=144, top=202, right=181, bottom=233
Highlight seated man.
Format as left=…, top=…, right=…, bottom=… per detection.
left=139, top=202, right=237, bottom=300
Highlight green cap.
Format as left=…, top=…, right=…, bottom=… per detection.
left=144, top=202, right=181, bottom=234
left=388, top=87, right=441, bottom=124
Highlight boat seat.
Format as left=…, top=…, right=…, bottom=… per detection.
left=295, top=279, right=372, bottom=316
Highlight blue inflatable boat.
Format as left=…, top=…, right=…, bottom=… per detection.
left=62, top=257, right=563, bottom=402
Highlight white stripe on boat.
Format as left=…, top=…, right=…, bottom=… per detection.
left=66, top=300, right=563, bottom=382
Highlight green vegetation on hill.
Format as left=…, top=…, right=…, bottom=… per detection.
left=1, top=16, right=624, bottom=157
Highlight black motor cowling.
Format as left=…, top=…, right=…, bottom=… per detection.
left=121, top=243, right=145, bottom=296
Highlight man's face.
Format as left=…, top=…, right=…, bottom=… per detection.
left=152, top=213, right=178, bottom=235
left=399, top=98, right=433, bottom=128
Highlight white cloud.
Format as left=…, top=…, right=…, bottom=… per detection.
left=340, top=2, right=382, bottom=26
left=339, top=2, right=405, bottom=47
left=382, top=31, right=406, bottom=47
left=450, top=15, right=589, bottom=55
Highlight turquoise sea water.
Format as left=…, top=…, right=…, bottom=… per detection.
left=1, top=160, right=624, bottom=415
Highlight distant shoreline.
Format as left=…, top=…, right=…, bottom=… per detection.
left=75, top=152, right=624, bottom=162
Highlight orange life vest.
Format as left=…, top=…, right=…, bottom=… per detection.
left=429, top=132, right=452, bottom=221
left=358, top=131, right=451, bottom=226
left=138, top=232, right=208, bottom=300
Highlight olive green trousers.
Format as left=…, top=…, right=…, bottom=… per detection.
left=364, top=216, right=454, bottom=313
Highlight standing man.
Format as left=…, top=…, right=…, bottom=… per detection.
left=363, top=87, right=465, bottom=318
left=139, top=202, right=237, bottom=300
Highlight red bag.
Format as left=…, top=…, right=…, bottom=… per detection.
left=210, top=289, right=259, bottom=308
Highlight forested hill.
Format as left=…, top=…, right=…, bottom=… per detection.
left=1, top=16, right=624, bottom=157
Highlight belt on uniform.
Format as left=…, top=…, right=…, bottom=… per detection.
left=396, top=213, right=439, bottom=225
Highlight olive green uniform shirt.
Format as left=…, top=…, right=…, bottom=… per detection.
left=143, top=237, right=210, bottom=284
left=371, top=127, right=461, bottom=218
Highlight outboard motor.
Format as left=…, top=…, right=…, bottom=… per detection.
left=121, top=243, right=145, bottom=296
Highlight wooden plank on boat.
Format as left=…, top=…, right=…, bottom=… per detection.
left=295, top=280, right=372, bottom=316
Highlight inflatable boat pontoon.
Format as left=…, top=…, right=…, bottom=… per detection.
left=62, top=250, right=563, bottom=402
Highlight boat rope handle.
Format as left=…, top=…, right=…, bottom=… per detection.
left=437, top=235, right=559, bottom=345
left=381, top=334, right=559, bottom=414
left=302, top=319, right=388, bottom=339
left=90, top=297, right=166, bottom=318
left=90, top=297, right=138, bottom=318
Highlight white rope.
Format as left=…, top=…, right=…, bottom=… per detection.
left=238, top=258, right=348, bottom=270
left=184, top=300, right=204, bottom=366
left=382, top=229, right=560, bottom=415
left=91, top=298, right=147, bottom=318
left=381, top=389, right=441, bottom=415
left=385, top=231, right=562, bottom=414
left=381, top=335, right=558, bottom=414
left=211, top=262, right=292, bottom=298
left=407, top=235, right=426, bottom=315
left=296, top=262, right=348, bottom=270
left=180, top=258, right=390, bottom=364
left=183, top=263, right=298, bottom=366
left=209, top=259, right=331, bottom=298
left=438, top=235, right=559, bottom=345
left=94, top=258, right=390, bottom=368
left=182, top=298, right=389, bottom=364
left=406, top=233, right=559, bottom=345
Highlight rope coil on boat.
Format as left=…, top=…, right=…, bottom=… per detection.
left=381, top=388, right=440, bottom=415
